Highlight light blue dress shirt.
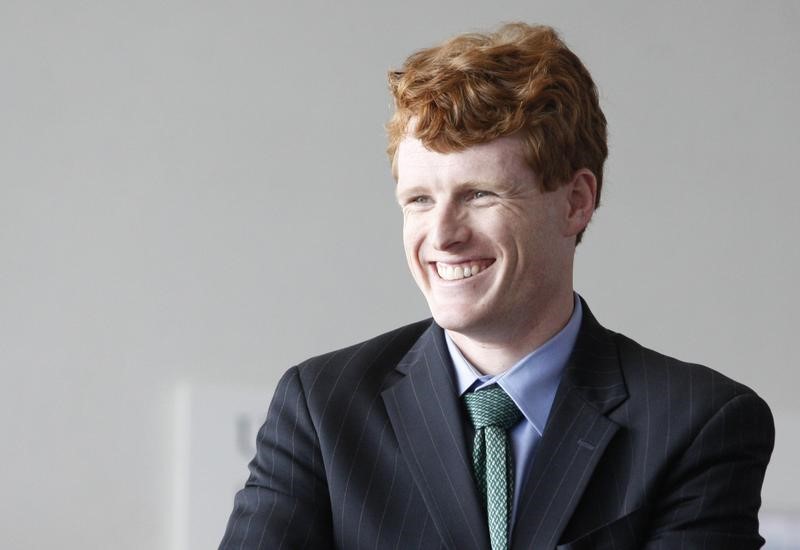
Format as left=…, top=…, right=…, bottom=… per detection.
left=444, top=293, right=583, bottom=528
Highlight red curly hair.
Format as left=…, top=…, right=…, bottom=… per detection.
left=387, top=23, right=608, bottom=222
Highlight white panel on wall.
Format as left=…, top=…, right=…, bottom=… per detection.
left=761, top=410, right=800, bottom=549
left=761, top=511, right=800, bottom=550
left=171, top=384, right=273, bottom=550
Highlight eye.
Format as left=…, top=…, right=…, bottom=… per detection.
left=471, top=190, right=494, bottom=200
left=400, top=195, right=432, bottom=211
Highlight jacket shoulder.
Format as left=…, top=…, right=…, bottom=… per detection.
left=611, top=331, right=771, bottom=427
left=617, top=331, right=753, bottom=391
left=291, top=318, right=432, bottom=400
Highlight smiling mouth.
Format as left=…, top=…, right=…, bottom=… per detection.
left=433, top=259, right=495, bottom=281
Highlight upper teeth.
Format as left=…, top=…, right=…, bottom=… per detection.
left=436, top=262, right=484, bottom=281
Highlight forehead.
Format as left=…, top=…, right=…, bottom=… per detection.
left=395, top=135, right=533, bottom=186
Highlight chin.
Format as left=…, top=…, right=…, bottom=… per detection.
left=429, top=304, right=483, bottom=333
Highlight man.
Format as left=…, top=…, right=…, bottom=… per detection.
left=220, top=23, right=774, bottom=549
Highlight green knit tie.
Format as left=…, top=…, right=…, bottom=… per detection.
left=462, top=385, right=523, bottom=550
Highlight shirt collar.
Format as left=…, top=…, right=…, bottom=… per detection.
left=445, top=293, right=583, bottom=435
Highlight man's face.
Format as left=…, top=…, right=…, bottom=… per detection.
left=395, top=134, right=575, bottom=340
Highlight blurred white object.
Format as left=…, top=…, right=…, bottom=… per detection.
left=171, top=383, right=273, bottom=550
left=761, top=511, right=800, bottom=550
left=761, top=409, right=800, bottom=549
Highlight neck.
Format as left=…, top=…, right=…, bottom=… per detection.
left=447, top=291, right=575, bottom=376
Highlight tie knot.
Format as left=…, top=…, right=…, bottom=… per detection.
left=462, top=385, right=523, bottom=430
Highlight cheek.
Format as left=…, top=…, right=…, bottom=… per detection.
left=402, top=222, right=423, bottom=263
left=402, top=213, right=425, bottom=242
left=401, top=222, right=414, bottom=248
left=484, top=215, right=529, bottom=247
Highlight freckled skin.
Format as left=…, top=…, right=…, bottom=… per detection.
left=395, top=135, right=593, bottom=372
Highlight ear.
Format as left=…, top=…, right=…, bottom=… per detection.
left=563, top=169, right=597, bottom=238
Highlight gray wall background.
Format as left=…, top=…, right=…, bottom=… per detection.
left=1, top=0, right=798, bottom=548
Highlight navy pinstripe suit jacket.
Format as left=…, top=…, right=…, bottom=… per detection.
left=220, top=300, right=774, bottom=549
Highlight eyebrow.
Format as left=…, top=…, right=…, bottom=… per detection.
left=397, top=179, right=508, bottom=195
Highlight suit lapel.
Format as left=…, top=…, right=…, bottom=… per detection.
left=511, top=301, right=628, bottom=549
left=382, top=322, right=489, bottom=550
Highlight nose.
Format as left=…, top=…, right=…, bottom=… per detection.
left=430, top=202, right=470, bottom=250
